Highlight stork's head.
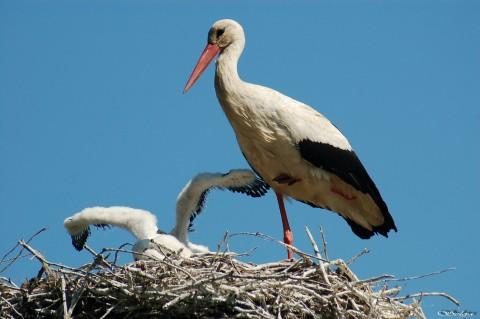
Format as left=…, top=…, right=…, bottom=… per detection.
left=184, top=19, right=245, bottom=93
left=207, top=19, right=244, bottom=48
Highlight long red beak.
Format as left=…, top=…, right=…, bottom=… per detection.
left=183, top=43, right=221, bottom=93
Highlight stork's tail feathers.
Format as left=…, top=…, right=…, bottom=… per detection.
left=345, top=217, right=397, bottom=239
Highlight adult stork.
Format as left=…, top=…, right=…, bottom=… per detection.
left=64, top=169, right=269, bottom=260
left=184, top=19, right=397, bottom=258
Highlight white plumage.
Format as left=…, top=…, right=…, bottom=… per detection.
left=64, top=169, right=269, bottom=260
left=184, top=19, right=397, bottom=258
left=64, top=206, right=194, bottom=260
left=171, top=169, right=269, bottom=246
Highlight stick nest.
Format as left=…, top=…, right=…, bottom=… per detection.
left=0, top=231, right=457, bottom=319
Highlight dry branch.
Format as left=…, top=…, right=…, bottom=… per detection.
left=0, top=230, right=458, bottom=319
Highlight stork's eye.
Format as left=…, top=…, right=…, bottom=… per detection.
left=216, top=28, right=225, bottom=37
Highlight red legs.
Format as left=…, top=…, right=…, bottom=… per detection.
left=275, top=191, right=294, bottom=259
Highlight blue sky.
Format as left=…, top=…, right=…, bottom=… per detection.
left=1, top=1, right=478, bottom=317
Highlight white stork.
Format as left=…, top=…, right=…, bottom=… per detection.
left=64, top=169, right=269, bottom=260
left=184, top=19, right=397, bottom=259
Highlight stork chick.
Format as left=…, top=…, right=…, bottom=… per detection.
left=64, top=169, right=269, bottom=260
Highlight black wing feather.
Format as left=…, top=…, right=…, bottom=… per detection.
left=71, top=227, right=90, bottom=251
left=94, top=224, right=110, bottom=230
left=297, top=139, right=397, bottom=238
left=188, top=175, right=270, bottom=232
left=189, top=189, right=209, bottom=232
left=226, top=178, right=270, bottom=198
left=70, top=224, right=111, bottom=251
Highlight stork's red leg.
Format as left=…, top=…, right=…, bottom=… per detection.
left=275, top=192, right=293, bottom=259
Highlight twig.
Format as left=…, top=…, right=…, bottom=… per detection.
left=305, top=226, right=322, bottom=260
left=0, top=276, right=19, bottom=289
left=319, top=226, right=328, bottom=260
left=99, top=246, right=196, bottom=281
left=216, top=231, right=230, bottom=253
left=354, top=274, right=395, bottom=285
left=305, top=226, right=330, bottom=286
left=162, top=292, right=190, bottom=309
left=60, top=275, right=69, bottom=319
left=99, top=306, right=116, bottom=319
left=282, top=258, right=303, bottom=273
left=356, top=268, right=456, bottom=286
left=1, top=296, right=24, bottom=318
left=229, top=232, right=328, bottom=262
left=0, top=228, right=47, bottom=273
left=83, top=245, right=116, bottom=271
left=0, top=242, right=22, bottom=272
left=66, top=249, right=107, bottom=317
left=330, top=259, right=359, bottom=282
left=18, top=240, right=54, bottom=278
left=346, top=248, right=369, bottom=265
left=395, top=292, right=460, bottom=306
left=386, top=267, right=456, bottom=282
left=113, top=242, right=132, bottom=265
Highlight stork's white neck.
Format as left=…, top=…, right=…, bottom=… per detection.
left=170, top=178, right=200, bottom=246
left=215, top=42, right=244, bottom=94
left=170, top=208, right=189, bottom=245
